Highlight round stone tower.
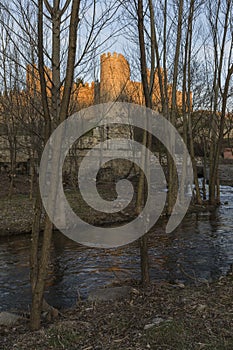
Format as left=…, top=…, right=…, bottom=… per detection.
left=100, top=52, right=130, bottom=102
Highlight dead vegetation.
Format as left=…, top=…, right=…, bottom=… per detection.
left=1, top=275, right=233, bottom=350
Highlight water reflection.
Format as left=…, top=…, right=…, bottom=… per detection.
left=0, top=186, right=232, bottom=311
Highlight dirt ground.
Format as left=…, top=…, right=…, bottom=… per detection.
left=1, top=275, right=233, bottom=350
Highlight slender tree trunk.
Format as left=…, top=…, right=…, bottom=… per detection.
left=51, top=0, right=61, bottom=122
left=202, top=138, right=207, bottom=200
left=30, top=216, right=53, bottom=329
left=30, top=0, right=51, bottom=330
left=136, top=0, right=152, bottom=286
left=208, top=0, right=231, bottom=204
left=29, top=156, right=35, bottom=200
left=185, top=0, right=202, bottom=204
left=8, top=138, right=16, bottom=199
left=30, top=0, right=80, bottom=330
left=167, top=0, right=183, bottom=214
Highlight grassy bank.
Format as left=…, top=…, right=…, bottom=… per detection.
left=0, top=177, right=220, bottom=236
left=0, top=195, right=34, bottom=235
left=0, top=186, right=136, bottom=235
left=1, top=275, right=233, bottom=349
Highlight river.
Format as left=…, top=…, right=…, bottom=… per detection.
left=0, top=185, right=232, bottom=312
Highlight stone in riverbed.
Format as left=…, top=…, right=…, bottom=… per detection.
left=88, top=286, right=133, bottom=302
left=0, top=311, right=21, bottom=326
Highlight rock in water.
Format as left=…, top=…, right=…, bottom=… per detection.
left=0, top=312, right=21, bottom=326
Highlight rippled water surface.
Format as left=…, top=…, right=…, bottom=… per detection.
left=0, top=185, right=232, bottom=311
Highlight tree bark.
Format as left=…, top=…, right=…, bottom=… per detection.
left=30, top=0, right=81, bottom=330
left=167, top=0, right=183, bottom=214
left=136, top=0, right=152, bottom=286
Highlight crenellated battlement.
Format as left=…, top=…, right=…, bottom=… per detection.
left=100, top=52, right=129, bottom=64
left=25, top=52, right=189, bottom=109
left=80, top=82, right=95, bottom=89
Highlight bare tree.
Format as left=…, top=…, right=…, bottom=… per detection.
left=31, top=0, right=121, bottom=330
left=181, top=0, right=203, bottom=205
left=0, top=0, right=121, bottom=330
left=207, top=0, right=233, bottom=204
left=136, top=0, right=153, bottom=286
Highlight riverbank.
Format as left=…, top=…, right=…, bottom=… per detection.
left=0, top=172, right=223, bottom=236
left=0, top=193, right=219, bottom=236
left=0, top=191, right=137, bottom=236
left=1, top=274, right=233, bottom=349
left=0, top=172, right=139, bottom=235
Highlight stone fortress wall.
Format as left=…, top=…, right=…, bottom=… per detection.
left=24, top=51, right=186, bottom=112
left=66, top=52, right=186, bottom=110
left=0, top=52, right=187, bottom=171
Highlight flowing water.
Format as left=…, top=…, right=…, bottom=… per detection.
left=0, top=185, right=232, bottom=312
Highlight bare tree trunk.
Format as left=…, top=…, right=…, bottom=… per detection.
left=167, top=0, right=183, bottom=214
left=8, top=135, right=17, bottom=198
left=184, top=0, right=202, bottom=204
left=51, top=0, right=61, bottom=122
left=30, top=217, right=53, bottom=329
left=30, top=0, right=52, bottom=330
left=30, top=0, right=80, bottom=330
left=136, top=0, right=152, bottom=286
left=208, top=0, right=232, bottom=204
left=29, top=156, right=35, bottom=200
